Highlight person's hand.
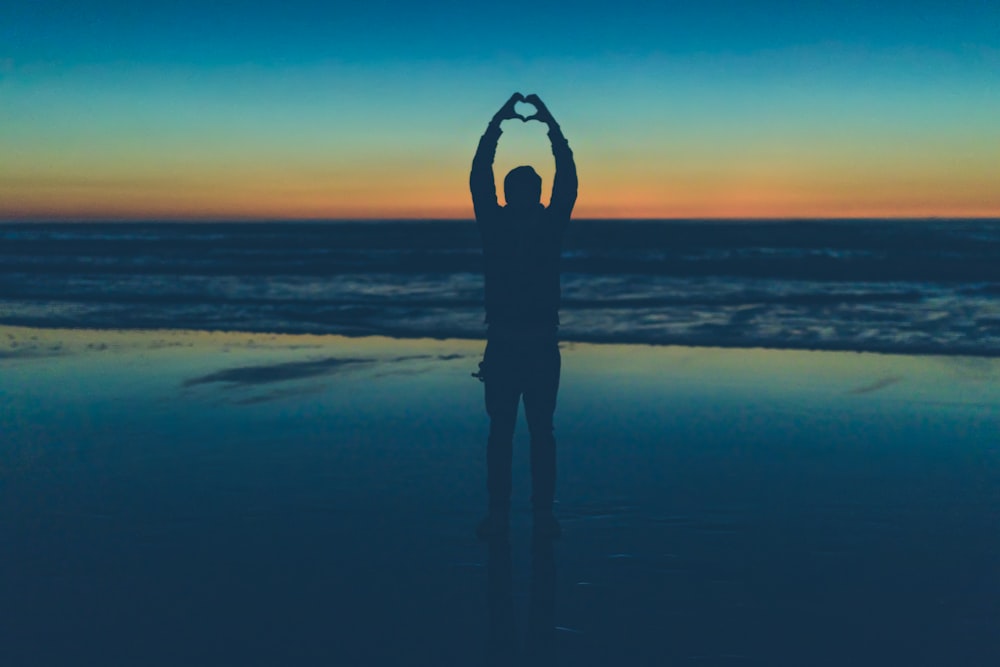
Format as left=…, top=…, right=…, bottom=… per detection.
left=492, top=92, right=525, bottom=124
left=523, top=94, right=555, bottom=125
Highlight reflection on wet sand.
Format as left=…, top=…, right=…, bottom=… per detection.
left=486, top=534, right=557, bottom=666
left=3, top=326, right=1000, bottom=665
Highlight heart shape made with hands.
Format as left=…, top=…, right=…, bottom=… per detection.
left=513, top=100, right=539, bottom=122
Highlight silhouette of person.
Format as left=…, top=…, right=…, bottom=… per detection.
left=470, top=93, right=578, bottom=539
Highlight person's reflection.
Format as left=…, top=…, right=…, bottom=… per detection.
left=526, top=534, right=556, bottom=662
left=486, top=536, right=516, bottom=665
left=485, top=534, right=557, bottom=666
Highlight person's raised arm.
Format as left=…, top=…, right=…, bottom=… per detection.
left=470, top=93, right=524, bottom=219
left=525, top=94, right=577, bottom=219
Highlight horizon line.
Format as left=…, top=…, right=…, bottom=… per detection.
left=3, top=215, right=1000, bottom=224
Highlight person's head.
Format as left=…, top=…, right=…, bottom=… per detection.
left=503, top=166, right=542, bottom=209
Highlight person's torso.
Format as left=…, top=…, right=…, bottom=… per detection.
left=480, top=205, right=564, bottom=328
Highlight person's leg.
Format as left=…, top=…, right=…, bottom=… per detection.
left=523, top=339, right=561, bottom=516
left=482, top=339, right=521, bottom=522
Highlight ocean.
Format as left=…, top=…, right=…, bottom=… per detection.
left=2, top=219, right=999, bottom=355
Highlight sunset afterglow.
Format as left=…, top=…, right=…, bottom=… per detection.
left=2, top=2, right=998, bottom=220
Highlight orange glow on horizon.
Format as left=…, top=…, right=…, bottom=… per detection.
left=3, top=197, right=999, bottom=221
left=3, top=165, right=999, bottom=221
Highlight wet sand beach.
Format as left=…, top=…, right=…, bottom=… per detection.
left=2, top=326, right=998, bottom=665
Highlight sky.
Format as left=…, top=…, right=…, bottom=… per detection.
left=1, top=1, right=998, bottom=220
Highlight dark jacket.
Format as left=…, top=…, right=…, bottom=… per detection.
left=469, top=122, right=578, bottom=331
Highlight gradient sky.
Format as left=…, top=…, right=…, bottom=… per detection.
left=1, top=1, right=998, bottom=220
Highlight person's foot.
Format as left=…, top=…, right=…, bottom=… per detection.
left=532, top=510, right=561, bottom=539
left=476, top=512, right=509, bottom=540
